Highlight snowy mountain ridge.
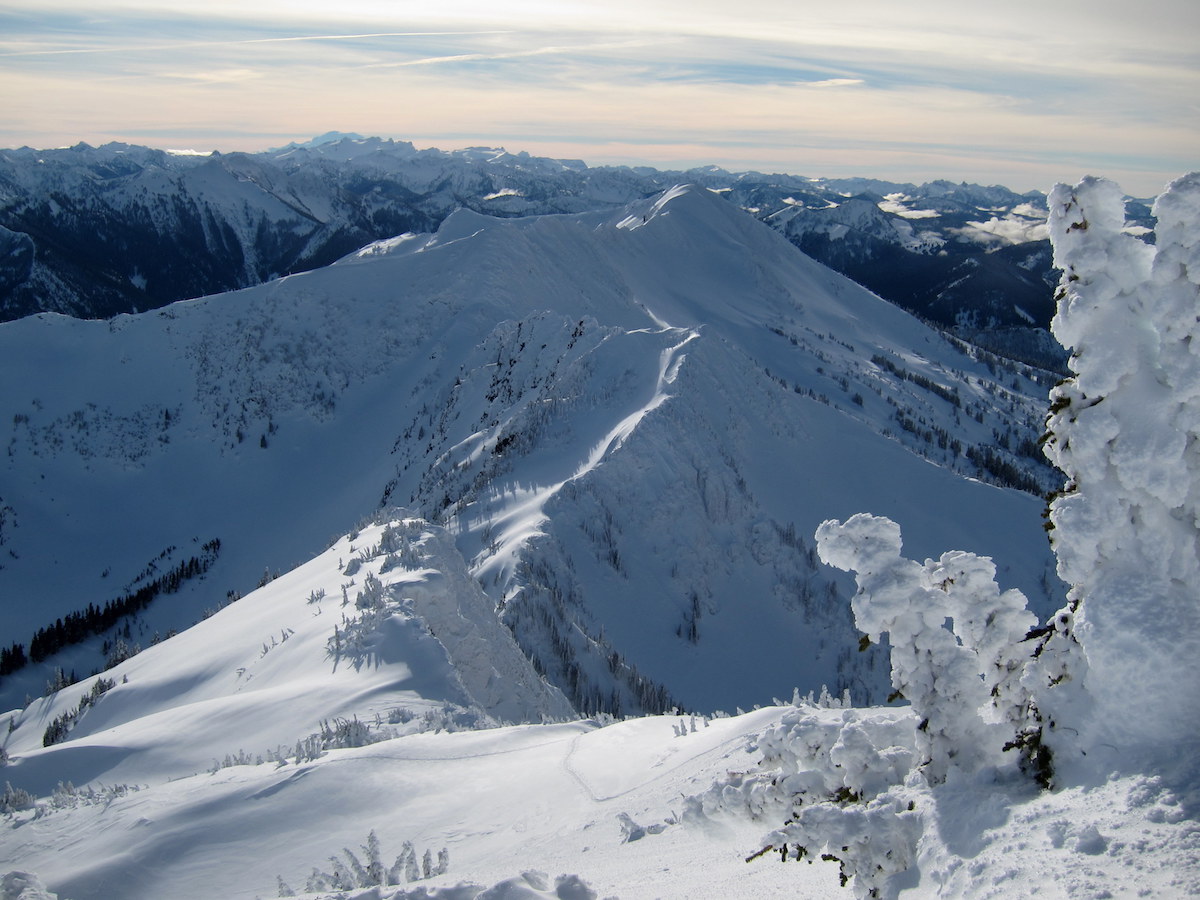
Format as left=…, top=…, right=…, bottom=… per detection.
left=6, top=514, right=571, bottom=799
left=1, top=134, right=1155, bottom=367
left=0, top=184, right=1057, bottom=718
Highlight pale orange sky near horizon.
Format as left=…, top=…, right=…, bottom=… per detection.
left=2, top=0, right=1196, bottom=196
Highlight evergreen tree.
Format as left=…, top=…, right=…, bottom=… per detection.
left=1039, top=172, right=1200, bottom=762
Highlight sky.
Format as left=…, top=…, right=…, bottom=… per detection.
left=0, top=0, right=1196, bottom=196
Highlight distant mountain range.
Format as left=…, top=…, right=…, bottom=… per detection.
left=0, top=134, right=1153, bottom=368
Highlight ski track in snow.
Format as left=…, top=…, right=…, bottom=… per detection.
left=561, top=722, right=751, bottom=804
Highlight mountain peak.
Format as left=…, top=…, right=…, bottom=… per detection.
left=302, top=130, right=365, bottom=147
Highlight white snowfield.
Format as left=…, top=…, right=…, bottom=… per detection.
left=1, top=512, right=843, bottom=900
left=3, top=513, right=1192, bottom=900
left=2, top=177, right=1198, bottom=899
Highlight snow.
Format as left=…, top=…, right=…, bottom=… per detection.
left=914, top=758, right=1200, bottom=899
left=1042, top=172, right=1200, bottom=765
left=466, top=324, right=700, bottom=594
left=351, top=232, right=421, bottom=258
left=0, top=529, right=846, bottom=898
left=0, top=182, right=1059, bottom=718
left=3, top=176, right=1197, bottom=899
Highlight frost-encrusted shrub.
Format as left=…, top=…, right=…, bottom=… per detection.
left=356, top=572, right=387, bottom=609
left=317, top=716, right=375, bottom=749
left=377, top=520, right=425, bottom=572
left=1, top=871, right=58, bottom=900
left=769, top=790, right=921, bottom=895
left=290, top=830, right=449, bottom=894
left=1, top=782, right=36, bottom=815
left=688, top=704, right=920, bottom=899
left=815, top=514, right=1037, bottom=783
left=2, top=779, right=141, bottom=820
left=759, top=707, right=918, bottom=802
left=46, top=780, right=140, bottom=811
left=209, top=705, right=496, bottom=775
left=698, top=707, right=917, bottom=820
left=725, top=513, right=1039, bottom=896
left=327, top=573, right=399, bottom=662
left=721, top=449, right=1040, bottom=897
left=104, top=637, right=140, bottom=670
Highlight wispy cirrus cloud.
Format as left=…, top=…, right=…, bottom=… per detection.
left=159, top=67, right=263, bottom=85
left=358, top=36, right=670, bottom=70
left=0, top=1, right=1194, bottom=195
left=0, top=30, right=513, bottom=58
left=804, top=78, right=863, bottom=88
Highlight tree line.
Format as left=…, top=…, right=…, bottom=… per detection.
left=0, top=539, right=220, bottom=679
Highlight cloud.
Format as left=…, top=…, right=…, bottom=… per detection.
left=0, top=30, right=512, bottom=58
left=161, top=67, right=262, bottom=84
left=803, top=78, right=864, bottom=88
left=360, top=36, right=667, bottom=70
left=0, top=2, right=1195, bottom=196
left=949, top=216, right=1051, bottom=247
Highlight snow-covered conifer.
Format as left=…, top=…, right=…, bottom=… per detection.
left=1041, top=172, right=1200, bottom=762
left=815, top=514, right=1034, bottom=782
left=924, top=550, right=1038, bottom=742
left=341, top=844, right=368, bottom=887
left=401, top=840, right=419, bottom=882
left=0, top=872, right=58, bottom=900
left=1, top=782, right=36, bottom=815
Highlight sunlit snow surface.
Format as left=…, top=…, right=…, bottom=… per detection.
left=0, top=184, right=1059, bottom=716
left=0, top=511, right=841, bottom=899
left=0, top=182, right=1196, bottom=899
left=5, top=519, right=1192, bottom=900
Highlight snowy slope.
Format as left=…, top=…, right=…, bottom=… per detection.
left=1, top=545, right=1194, bottom=900
left=0, top=186, right=1058, bottom=718
left=0, top=508, right=836, bottom=899
left=1, top=177, right=1195, bottom=900
left=4, top=515, right=570, bottom=794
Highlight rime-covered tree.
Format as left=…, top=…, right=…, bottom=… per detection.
left=815, top=514, right=1036, bottom=784
left=1040, top=172, right=1200, bottom=764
